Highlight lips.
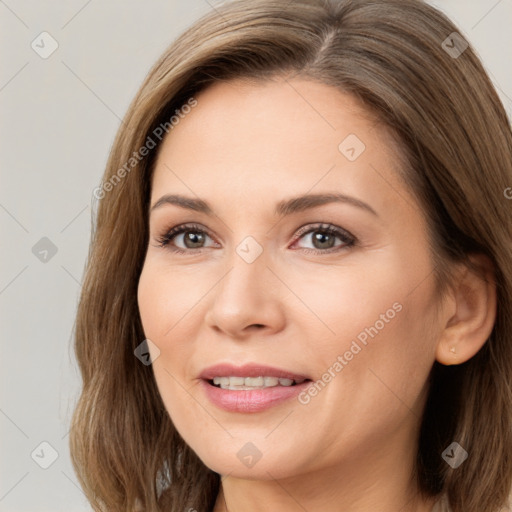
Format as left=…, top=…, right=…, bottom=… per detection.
left=198, top=363, right=313, bottom=412
left=199, top=362, right=311, bottom=382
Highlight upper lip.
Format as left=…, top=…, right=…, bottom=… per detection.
left=199, top=363, right=311, bottom=381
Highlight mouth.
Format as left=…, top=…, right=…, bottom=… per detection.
left=198, top=363, right=313, bottom=413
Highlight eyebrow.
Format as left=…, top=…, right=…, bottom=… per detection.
left=150, top=192, right=378, bottom=217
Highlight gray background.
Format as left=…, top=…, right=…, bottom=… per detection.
left=1, top=1, right=511, bottom=510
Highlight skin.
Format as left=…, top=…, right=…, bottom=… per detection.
left=137, top=77, right=496, bottom=512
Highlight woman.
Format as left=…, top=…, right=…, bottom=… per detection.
left=69, top=0, right=512, bottom=511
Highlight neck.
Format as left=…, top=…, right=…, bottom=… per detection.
left=212, top=423, right=438, bottom=512
left=213, top=471, right=437, bottom=512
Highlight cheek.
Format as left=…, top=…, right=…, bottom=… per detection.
left=137, top=261, right=208, bottom=384
left=137, top=267, right=157, bottom=336
left=137, top=263, right=199, bottom=435
left=296, top=253, right=430, bottom=353
left=137, top=260, right=204, bottom=341
left=137, top=263, right=192, bottom=396
left=296, top=249, right=438, bottom=415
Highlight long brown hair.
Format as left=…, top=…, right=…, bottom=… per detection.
left=69, top=0, right=512, bottom=510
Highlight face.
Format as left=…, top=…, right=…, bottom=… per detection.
left=137, top=78, right=445, bottom=481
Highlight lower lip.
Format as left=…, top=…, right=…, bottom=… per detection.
left=200, top=379, right=312, bottom=413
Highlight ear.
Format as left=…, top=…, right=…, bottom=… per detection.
left=435, top=254, right=497, bottom=366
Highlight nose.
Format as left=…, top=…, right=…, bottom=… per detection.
left=204, top=245, right=287, bottom=339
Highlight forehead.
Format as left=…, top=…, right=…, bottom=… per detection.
left=150, top=78, right=413, bottom=218
left=156, top=78, right=378, bottom=163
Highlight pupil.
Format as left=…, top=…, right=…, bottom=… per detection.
left=314, top=232, right=334, bottom=249
left=185, top=231, right=204, bottom=248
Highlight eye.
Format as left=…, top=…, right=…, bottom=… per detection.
left=155, top=223, right=218, bottom=254
left=291, top=223, right=356, bottom=254
left=154, top=222, right=356, bottom=255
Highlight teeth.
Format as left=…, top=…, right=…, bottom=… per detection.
left=211, top=376, right=303, bottom=390
left=247, top=376, right=264, bottom=386
left=264, top=376, right=279, bottom=387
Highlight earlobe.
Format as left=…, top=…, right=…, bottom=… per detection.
left=435, top=254, right=497, bottom=366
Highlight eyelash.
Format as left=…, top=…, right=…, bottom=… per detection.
left=154, top=222, right=357, bottom=255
